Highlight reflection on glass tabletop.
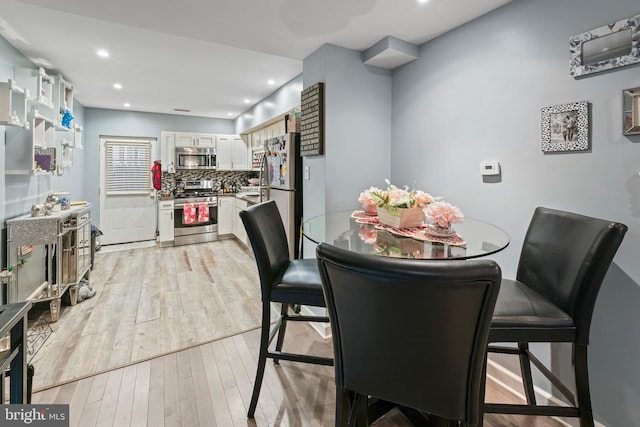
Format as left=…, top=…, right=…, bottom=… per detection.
left=302, top=210, right=509, bottom=260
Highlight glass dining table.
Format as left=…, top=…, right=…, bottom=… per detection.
left=302, top=209, right=510, bottom=260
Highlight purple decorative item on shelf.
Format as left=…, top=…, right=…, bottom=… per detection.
left=61, top=108, right=74, bottom=128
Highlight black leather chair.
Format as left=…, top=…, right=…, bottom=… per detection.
left=484, top=207, right=628, bottom=427
left=239, top=200, right=333, bottom=419
left=316, top=243, right=501, bottom=427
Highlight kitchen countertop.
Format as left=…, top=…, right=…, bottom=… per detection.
left=235, top=194, right=261, bottom=205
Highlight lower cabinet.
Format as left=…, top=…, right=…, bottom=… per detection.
left=158, top=200, right=174, bottom=245
left=218, top=197, right=234, bottom=235
left=234, top=198, right=248, bottom=245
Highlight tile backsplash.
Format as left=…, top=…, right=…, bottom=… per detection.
left=160, top=170, right=258, bottom=193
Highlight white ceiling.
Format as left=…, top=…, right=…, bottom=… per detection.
left=0, top=0, right=511, bottom=120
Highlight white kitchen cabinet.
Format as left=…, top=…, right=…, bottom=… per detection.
left=218, top=197, right=234, bottom=235
left=158, top=200, right=175, bottom=246
left=217, top=134, right=248, bottom=170
left=174, top=132, right=216, bottom=147
left=196, top=134, right=215, bottom=147
left=234, top=198, right=248, bottom=246
left=0, top=79, right=29, bottom=128
left=160, top=131, right=176, bottom=172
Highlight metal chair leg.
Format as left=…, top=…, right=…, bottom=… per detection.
left=273, top=303, right=289, bottom=365
left=574, top=344, right=595, bottom=427
left=247, top=307, right=271, bottom=418
left=518, top=343, right=537, bottom=405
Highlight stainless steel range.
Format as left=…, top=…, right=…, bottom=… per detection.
left=173, top=180, right=218, bottom=246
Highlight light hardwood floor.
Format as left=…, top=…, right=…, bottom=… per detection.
left=32, top=320, right=568, bottom=427
left=29, top=238, right=270, bottom=390
left=29, top=238, right=569, bottom=426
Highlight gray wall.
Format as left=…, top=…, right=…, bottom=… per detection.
left=0, top=37, right=87, bottom=269
left=391, top=1, right=640, bottom=425
left=301, top=44, right=392, bottom=258
left=83, top=108, right=234, bottom=225
left=235, top=74, right=303, bottom=133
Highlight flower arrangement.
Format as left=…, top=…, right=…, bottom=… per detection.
left=358, top=186, right=382, bottom=215
left=359, top=180, right=434, bottom=215
left=423, top=201, right=464, bottom=230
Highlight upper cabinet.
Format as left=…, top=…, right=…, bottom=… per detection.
left=0, top=79, right=29, bottom=128
left=174, top=132, right=216, bottom=147
left=160, top=131, right=176, bottom=172
left=217, top=135, right=248, bottom=170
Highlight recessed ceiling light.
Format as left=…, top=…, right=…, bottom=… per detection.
left=96, top=49, right=110, bottom=58
left=244, top=98, right=251, bottom=104
left=267, top=79, right=275, bottom=85
left=228, top=112, right=234, bottom=116
left=113, top=83, right=122, bottom=90
left=123, top=103, right=131, bottom=108
left=418, top=0, right=428, bottom=3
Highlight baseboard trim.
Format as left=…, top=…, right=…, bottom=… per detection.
left=486, top=359, right=605, bottom=427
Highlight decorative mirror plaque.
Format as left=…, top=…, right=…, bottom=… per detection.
left=300, top=82, right=324, bottom=156
left=570, top=13, right=640, bottom=77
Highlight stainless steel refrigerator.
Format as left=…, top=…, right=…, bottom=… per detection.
left=260, top=133, right=302, bottom=259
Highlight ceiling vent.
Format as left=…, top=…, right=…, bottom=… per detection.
left=362, top=36, right=419, bottom=70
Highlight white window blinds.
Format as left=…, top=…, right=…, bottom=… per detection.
left=105, top=140, right=151, bottom=195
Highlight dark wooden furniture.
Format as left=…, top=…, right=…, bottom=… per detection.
left=317, top=243, right=501, bottom=426
left=240, top=200, right=333, bottom=419
left=483, top=207, right=628, bottom=427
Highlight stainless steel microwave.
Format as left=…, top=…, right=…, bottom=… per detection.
left=175, top=147, right=217, bottom=170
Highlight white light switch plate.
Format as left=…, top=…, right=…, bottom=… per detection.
left=304, top=166, right=310, bottom=180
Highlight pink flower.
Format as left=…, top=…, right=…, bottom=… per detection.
left=357, top=180, right=434, bottom=214
left=359, top=224, right=378, bottom=244
left=413, top=190, right=434, bottom=207
left=424, top=201, right=464, bottom=228
left=358, top=186, right=381, bottom=205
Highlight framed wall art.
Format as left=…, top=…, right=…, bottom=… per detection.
left=541, top=101, right=590, bottom=153
left=570, top=13, right=640, bottom=77
left=300, top=82, right=324, bottom=156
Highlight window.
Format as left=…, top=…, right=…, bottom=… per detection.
left=105, top=140, right=151, bottom=195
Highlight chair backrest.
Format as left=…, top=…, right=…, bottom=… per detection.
left=239, top=200, right=290, bottom=300
left=516, top=207, right=627, bottom=344
left=316, top=243, right=501, bottom=426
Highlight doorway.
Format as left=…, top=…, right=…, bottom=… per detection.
left=99, top=136, right=157, bottom=245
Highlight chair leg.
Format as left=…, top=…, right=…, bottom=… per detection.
left=478, top=354, right=487, bottom=427
left=273, top=303, right=289, bottom=365
left=574, top=344, right=595, bottom=427
left=335, top=387, right=350, bottom=427
left=247, top=305, right=272, bottom=418
left=518, top=342, right=537, bottom=405
left=347, top=392, right=368, bottom=427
